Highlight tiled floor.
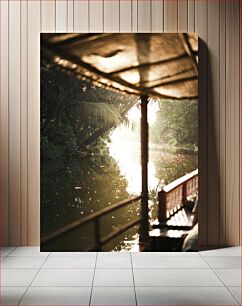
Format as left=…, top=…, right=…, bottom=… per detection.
left=0, top=246, right=241, bottom=305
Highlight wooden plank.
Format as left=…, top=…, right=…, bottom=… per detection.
left=20, top=0, right=28, bottom=246
left=219, top=0, right=226, bottom=247
left=164, top=0, right=178, bottom=32
left=225, top=0, right=240, bottom=246
left=90, top=0, right=103, bottom=32
left=67, top=0, right=74, bottom=32
left=137, top=0, right=151, bottom=32
left=56, top=0, right=67, bottom=32
left=0, top=0, right=9, bottom=245
left=8, top=0, right=21, bottom=245
left=207, top=0, right=220, bottom=247
left=41, top=0, right=56, bottom=32
left=188, top=0, right=195, bottom=33
left=27, top=1, right=41, bottom=245
left=104, top=0, right=119, bottom=32
left=195, top=0, right=208, bottom=248
left=151, top=0, right=164, bottom=33
left=120, top=0, right=132, bottom=32
left=178, top=0, right=188, bottom=32
left=73, top=0, right=89, bottom=32
left=132, top=0, right=138, bottom=32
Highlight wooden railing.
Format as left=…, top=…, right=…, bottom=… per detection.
left=158, top=169, right=198, bottom=224
left=42, top=195, right=142, bottom=251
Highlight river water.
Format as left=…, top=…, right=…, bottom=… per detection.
left=41, top=102, right=197, bottom=251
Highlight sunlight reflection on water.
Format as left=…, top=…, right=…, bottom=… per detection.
left=108, top=100, right=160, bottom=195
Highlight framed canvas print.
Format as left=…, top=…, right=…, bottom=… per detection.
left=40, top=33, right=198, bottom=252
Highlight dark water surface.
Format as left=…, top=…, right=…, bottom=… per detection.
left=41, top=148, right=197, bottom=251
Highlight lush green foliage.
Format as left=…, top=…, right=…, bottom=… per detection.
left=150, top=99, right=198, bottom=151
left=41, top=66, right=138, bottom=161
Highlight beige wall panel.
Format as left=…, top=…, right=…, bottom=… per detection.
left=120, top=0, right=132, bottom=32
left=164, top=0, right=178, bottom=32
left=188, top=0, right=195, bottom=33
left=207, top=0, right=220, bottom=246
left=178, top=0, right=187, bottom=32
left=67, top=0, right=74, bottom=32
left=56, top=0, right=68, bottom=32
left=20, top=0, right=28, bottom=245
left=27, top=1, right=40, bottom=245
left=104, top=0, right=119, bottom=32
left=8, top=0, right=21, bottom=246
left=195, top=0, right=208, bottom=247
left=90, top=0, right=104, bottom=32
left=137, top=0, right=151, bottom=32
left=0, top=0, right=241, bottom=247
left=132, top=0, right=138, bottom=32
left=225, top=0, right=240, bottom=246
left=41, top=0, right=56, bottom=32
left=151, top=0, right=164, bottom=33
left=0, top=1, right=9, bottom=245
left=73, top=0, right=88, bottom=32
left=219, top=0, right=226, bottom=246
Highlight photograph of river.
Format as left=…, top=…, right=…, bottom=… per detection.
left=41, top=33, right=198, bottom=252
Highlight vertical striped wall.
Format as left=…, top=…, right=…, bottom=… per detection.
left=0, top=0, right=240, bottom=247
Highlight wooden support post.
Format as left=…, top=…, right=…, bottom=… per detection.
left=139, top=95, right=150, bottom=249
left=158, top=190, right=167, bottom=224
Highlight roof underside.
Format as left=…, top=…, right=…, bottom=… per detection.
left=41, top=33, right=198, bottom=100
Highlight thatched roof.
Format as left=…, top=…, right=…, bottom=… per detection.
left=41, top=33, right=198, bottom=100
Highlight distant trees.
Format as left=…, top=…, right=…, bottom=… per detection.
left=41, top=66, right=138, bottom=161
left=150, top=99, right=198, bottom=151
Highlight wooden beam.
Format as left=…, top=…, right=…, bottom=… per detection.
left=139, top=95, right=150, bottom=249
left=179, top=33, right=198, bottom=75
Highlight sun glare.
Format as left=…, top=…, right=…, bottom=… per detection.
left=108, top=101, right=160, bottom=195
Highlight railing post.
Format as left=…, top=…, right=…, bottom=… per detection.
left=94, top=219, right=102, bottom=251
left=158, top=190, right=167, bottom=224
left=182, top=181, right=187, bottom=205
left=140, top=94, right=149, bottom=248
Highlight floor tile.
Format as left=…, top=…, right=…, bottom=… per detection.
left=19, top=286, right=92, bottom=305
left=42, top=256, right=96, bottom=268
left=131, top=251, right=199, bottom=257
left=96, top=255, right=132, bottom=268
left=91, top=287, right=136, bottom=305
left=214, top=269, right=241, bottom=286
left=132, top=256, right=209, bottom=269
left=1, top=256, right=46, bottom=269
left=228, top=287, right=241, bottom=304
left=31, top=268, right=94, bottom=286
left=1, top=287, right=27, bottom=305
left=0, top=247, right=16, bottom=257
left=93, top=269, right=134, bottom=286
left=9, top=247, right=49, bottom=257
left=134, top=268, right=223, bottom=287
left=1, top=269, right=38, bottom=286
left=203, top=256, right=241, bottom=268
left=98, top=252, right=131, bottom=257
left=50, top=251, right=97, bottom=257
left=136, top=287, right=238, bottom=305
left=200, top=247, right=241, bottom=257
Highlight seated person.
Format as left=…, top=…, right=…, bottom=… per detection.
left=182, top=197, right=198, bottom=251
